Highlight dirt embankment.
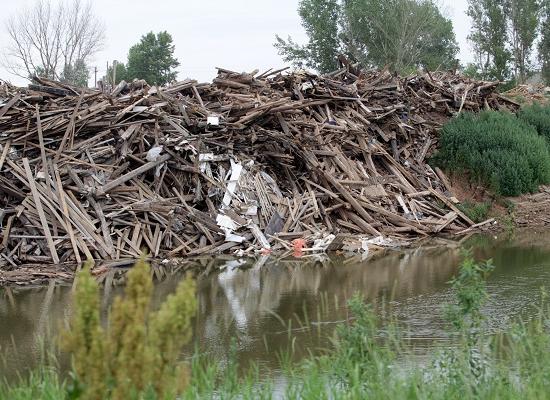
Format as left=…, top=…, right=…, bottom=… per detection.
left=509, top=186, right=550, bottom=228
left=448, top=174, right=550, bottom=232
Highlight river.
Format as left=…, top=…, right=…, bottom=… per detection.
left=2, top=231, right=550, bottom=383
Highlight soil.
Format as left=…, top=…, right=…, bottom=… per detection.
left=447, top=173, right=494, bottom=203
left=448, top=173, right=550, bottom=231
left=509, top=185, right=550, bottom=228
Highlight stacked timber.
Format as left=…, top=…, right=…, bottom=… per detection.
left=0, top=66, right=517, bottom=267
left=503, top=84, right=549, bottom=104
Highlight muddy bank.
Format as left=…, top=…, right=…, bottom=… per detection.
left=510, top=185, right=550, bottom=228
left=447, top=173, right=550, bottom=234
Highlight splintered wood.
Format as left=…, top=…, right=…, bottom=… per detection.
left=0, top=67, right=517, bottom=267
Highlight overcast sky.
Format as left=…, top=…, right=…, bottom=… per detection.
left=0, top=0, right=473, bottom=86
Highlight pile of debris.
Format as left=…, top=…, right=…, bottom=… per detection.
left=503, top=84, right=550, bottom=104
left=0, top=66, right=517, bottom=267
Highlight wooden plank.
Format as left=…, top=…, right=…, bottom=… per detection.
left=0, top=94, right=20, bottom=118
left=428, top=188, right=475, bottom=226
left=0, top=140, right=11, bottom=172
left=54, top=95, right=83, bottom=161
left=95, top=153, right=171, bottom=196
left=22, top=158, right=60, bottom=264
left=322, top=171, right=380, bottom=236
left=52, top=160, right=82, bottom=263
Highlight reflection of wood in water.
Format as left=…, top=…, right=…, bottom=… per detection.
left=0, top=284, right=74, bottom=381
left=0, top=246, right=463, bottom=377
left=184, top=247, right=463, bottom=362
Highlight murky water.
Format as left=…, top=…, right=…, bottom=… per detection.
left=2, top=232, right=550, bottom=382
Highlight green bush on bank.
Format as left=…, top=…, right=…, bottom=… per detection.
left=433, top=111, right=550, bottom=196
left=518, top=103, right=550, bottom=142
left=457, top=201, right=490, bottom=223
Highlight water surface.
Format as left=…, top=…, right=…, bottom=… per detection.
left=2, top=232, right=550, bottom=382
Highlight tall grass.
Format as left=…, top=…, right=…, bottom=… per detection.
left=433, top=111, right=550, bottom=196
left=3, top=254, right=550, bottom=399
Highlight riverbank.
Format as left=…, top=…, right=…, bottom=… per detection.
left=510, top=185, right=550, bottom=228
left=446, top=171, right=550, bottom=233
left=1, top=215, right=548, bottom=287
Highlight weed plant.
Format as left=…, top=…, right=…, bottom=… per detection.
left=457, top=201, right=490, bottom=223
left=61, top=258, right=196, bottom=400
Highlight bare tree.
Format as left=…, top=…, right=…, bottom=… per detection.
left=3, top=0, right=105, bottom=82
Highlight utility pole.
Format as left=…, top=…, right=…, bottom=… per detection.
left=112, top=60, right=117, bottom=86
left=94, top=66, right=97, bottom=88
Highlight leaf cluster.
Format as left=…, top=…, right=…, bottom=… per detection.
left=111, top=31, right=180, bottom=86
left=60, top=60, right=90, bottom=88
left=518, top=103, right=550, bottom=142
left=457, top=201, right=491, bottom=224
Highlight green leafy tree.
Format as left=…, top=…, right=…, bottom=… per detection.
left=126, top=31, right=180, bottom=85
left=275, top=0, right=458, bottom=74
left=505, top=0, right=541, bottom=83
left=275, top=0, right=341, bottom=72
left=467, top=0, right=511, bottom=81
left=60, top=59, right=90, bottom=87
left=467, top=1, right=490, bottom=77
left=540, top=0, right=550, bottom=84
left=462, top=63, right=483, bottom=79
left=342, top=0, right=458, bottom=72
left=106, top=62, right=128, bottom=85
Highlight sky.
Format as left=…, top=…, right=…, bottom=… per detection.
left=0, top=0, right=473, bottom=86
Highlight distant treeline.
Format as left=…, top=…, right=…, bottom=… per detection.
left=275, top=0, right=550, bottom=85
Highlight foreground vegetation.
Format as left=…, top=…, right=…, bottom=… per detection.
left=3, top=253, right=550, bottom=399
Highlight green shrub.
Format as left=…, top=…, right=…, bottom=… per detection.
left=518, top=103, right=550, bottom=142
left=497, top=79, right=517, bottom=93
left=433, top=111, right=550, bottom=196
left=457, top=201, right=490, bottom=223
